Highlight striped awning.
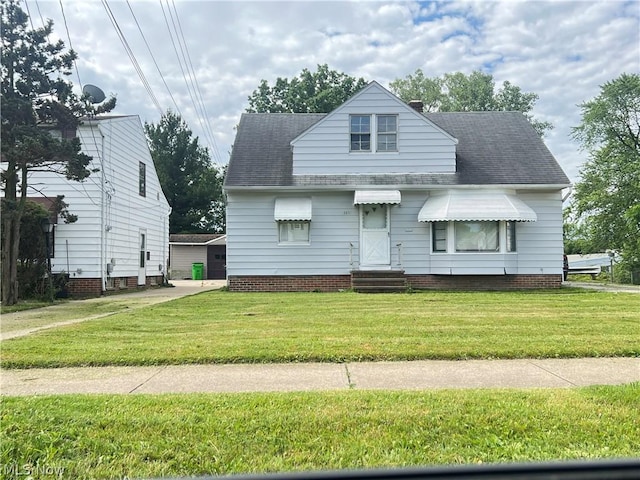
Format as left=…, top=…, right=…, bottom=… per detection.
left=354, top=190, right=401, bottom=205
left=418, top=192, right=537, bottom=222
left=274, top=197, right=312, bottom=221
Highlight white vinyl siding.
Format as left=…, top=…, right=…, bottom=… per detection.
left=291, top=83, right=457, bottom=175
left=227, top=192, right=358, bottom=275
left=226, top=189, right=563, bottom=278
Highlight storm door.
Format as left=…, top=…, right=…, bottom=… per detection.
left=360, top=204, right=390, bottom=268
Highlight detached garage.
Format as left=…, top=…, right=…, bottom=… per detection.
left=169, top=234, right=227, bottom=280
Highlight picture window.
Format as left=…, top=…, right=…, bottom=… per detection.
left=278, top=221, right=310, bottom=244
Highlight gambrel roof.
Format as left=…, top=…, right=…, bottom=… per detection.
left=225, top=110, right=569, bottom=189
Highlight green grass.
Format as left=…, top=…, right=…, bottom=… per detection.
left=1, top=385, right=638, bottom=478
left=0, top=299, right=63, bottom=315
left=1, top=290, right=638, bottom=368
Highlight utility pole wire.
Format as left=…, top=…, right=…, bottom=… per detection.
left=101, top=0, right=164, bottom=115
left=161, top=0, right=221, bottom=165
left=169, top=0, right=222, bottom=164
left=125, top=0, right=184, bottom=119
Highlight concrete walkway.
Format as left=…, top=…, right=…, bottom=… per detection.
left=2, top=358, right=638, bottom=396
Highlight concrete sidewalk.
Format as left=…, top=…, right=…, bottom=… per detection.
left=2, top=358, right=638, bottom=396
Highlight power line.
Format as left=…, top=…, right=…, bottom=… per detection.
left=160, top=0, right=221, bottom=165
left=58, top=0, right=82, bottom=87
left=33, top=0, right=45, bottom=29
left=168, top=0, right=222, bottom=164
left=125, top=0, right=183, bottom=119
left=101, top=0, right=164, bottom=115
left=21, top=0, right=35, bottom=30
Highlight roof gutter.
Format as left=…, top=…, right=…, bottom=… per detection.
left=224, top=183, right=572, bottom=193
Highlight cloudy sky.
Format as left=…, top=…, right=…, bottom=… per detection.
left=28, top=0, right=639, bottom=183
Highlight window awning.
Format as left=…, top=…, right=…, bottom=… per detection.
left=274, top=197, right=312, bottom=221
left=354, top=190, right=401, bottom=205
left=418, top=192, right=537, bottom=222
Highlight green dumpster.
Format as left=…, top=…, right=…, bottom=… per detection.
left=192, top=262, right=204, bottom=280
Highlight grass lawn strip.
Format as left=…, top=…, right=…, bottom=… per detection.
left=2, top=385, right=638, bottom=478
left=1, top=290, right=638, bottom=368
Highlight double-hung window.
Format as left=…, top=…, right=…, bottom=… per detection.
left=350, top=115, right=371, bottom=151
left=506, top=221, right=517, bottom=252
left=432, top=222, right=447, bottom=252
left=377, top=115, right=397, bottom=152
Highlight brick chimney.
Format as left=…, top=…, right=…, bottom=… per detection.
left=408, top=100, right=424, bottom=113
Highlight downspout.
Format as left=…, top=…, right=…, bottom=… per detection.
left=98, top=124, right=106, bottom=293
left=164, top=204, right=171, bottom=283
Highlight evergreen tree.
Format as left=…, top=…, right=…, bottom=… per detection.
left=145, top=112, right=225, bottom=233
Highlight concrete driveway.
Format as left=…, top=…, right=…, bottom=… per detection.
left=1, top=280, right=224, bottom=341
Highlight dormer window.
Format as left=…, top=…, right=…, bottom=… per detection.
left=350, top=115, right=371, bottom=151
left=377, top=115, right=397, bottom=152
left=350, top=114, right=398, bottom=152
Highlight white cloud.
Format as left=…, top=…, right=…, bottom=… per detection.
left=32, top=0, right=639, bottom=181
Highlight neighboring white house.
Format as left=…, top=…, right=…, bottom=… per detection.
left=224, top=81, right=571, bottom=292
left=20, top=115, right=171, bottom=296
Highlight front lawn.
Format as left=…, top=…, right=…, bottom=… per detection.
left=1, top=289, right=638, bottom=368
left=2, top=385, right=638, bottom=478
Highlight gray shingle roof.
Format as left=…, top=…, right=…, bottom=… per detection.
left=225, top=113, right=326, bottom=187
left=224, top=111, right=570, bottom=188
left=426, top=112, right=569, bottom=185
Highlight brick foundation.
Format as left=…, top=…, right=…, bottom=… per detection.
left=67, top=278, right=103, bottom=297
left=228, top=274, right=562, bottom=292
left=228, top=275, right=351, bottom=292
left=406, top=274, right=563, bottom=290
left=67, top=275, right=165, bottom=298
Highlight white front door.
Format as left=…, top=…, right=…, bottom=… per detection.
left=138, top=230, right=146, bottom=285
left=360, top=204, right=390, bottom=267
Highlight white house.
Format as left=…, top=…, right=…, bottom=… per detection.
left=224, top=82, right=571, bottom=292
left=23, top=115, right=170, bottom=296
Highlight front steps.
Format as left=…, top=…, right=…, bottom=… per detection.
left=351, top=270, right=407, bottom=293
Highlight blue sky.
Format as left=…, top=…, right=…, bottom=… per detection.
left=30, top=0, right=640, bottom=185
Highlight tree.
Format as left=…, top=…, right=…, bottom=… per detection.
left=145, top=111, right=225, bottom=234
left=569, top=73, right=640, bottom=277
left=389, top=69, right=552, bottom=136
left=1, top=0, right=116, bottom=305
left=246, top=64, right=368, bottom=113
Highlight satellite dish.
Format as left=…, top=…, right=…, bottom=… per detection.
left=82, top=84, right=106, bottom=104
